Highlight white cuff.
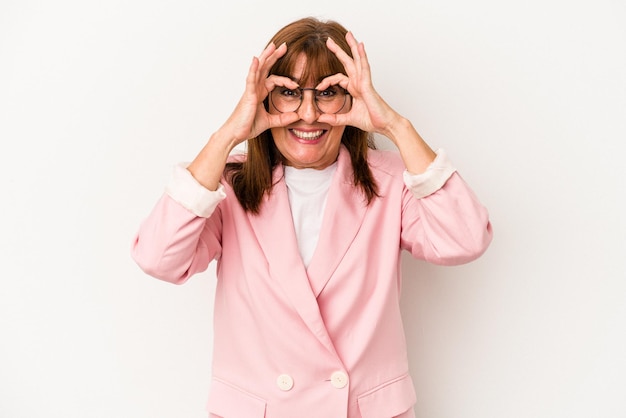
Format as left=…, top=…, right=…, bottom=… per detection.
left=164, top=163, right=227, bottom=218
left=403, top=149, right=457, bottom=199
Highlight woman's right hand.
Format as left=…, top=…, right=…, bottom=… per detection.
left=187, top=42, right=299, bottom=190
left=219, top=42, right=300, bottom=148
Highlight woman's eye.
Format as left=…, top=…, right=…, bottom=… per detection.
left=317, top=88, right=336, bottom=97
left=281, top=89, right=300, bottom=97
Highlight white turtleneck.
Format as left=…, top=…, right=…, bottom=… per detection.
left=283, top=163, right=337, bottom=268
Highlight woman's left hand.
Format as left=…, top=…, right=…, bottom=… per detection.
left=316, top=32, right=401, bottom=138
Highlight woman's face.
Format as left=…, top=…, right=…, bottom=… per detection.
left=269, top=54, right=348, bottom=170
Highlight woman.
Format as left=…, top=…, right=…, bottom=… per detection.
left=132, top=17, right=492, bottom=418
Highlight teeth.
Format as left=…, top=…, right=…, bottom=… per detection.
left=292, top=129, right=324, bottom=140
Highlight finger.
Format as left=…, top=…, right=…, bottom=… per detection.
left=257, top=42, right=277, bottom=63
left=345, top=32, right=362, bottom=73
left=254, top=43, right=277, bottom=84
left=356, top=41, right=372, bottom=80
left=267, top=111, right=300, bottom=128
left=265, top=74, right=299, bottom=92
left=315, top=73, right=350, bottom=91
left=258, top=42, right=287, bottom=77
left=245, top=56, right=261, bottom=92
left=326, top=37, right=355, bottom=73
left=317, top=112, right=350, bottom=127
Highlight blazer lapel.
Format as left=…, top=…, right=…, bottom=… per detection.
left=306, top=147, right=369, bottom=297
left=247, top=164, right=339, bottom=356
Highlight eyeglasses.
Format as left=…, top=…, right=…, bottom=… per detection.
left=269, top=86, right=350, bottom=114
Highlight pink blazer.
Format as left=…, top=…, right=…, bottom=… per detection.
left=132, top=147, right=492, bottom=418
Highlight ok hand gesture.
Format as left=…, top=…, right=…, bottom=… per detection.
left=188, top=42, right=300, bottom=190
left=316, top=32, right=402, bottom=139
left=221, top=42, right=300, bottom=147
left=317, top=32, right=436, bottom=173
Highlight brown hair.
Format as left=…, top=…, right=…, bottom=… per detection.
left=225, top=17, right=378, bottom=214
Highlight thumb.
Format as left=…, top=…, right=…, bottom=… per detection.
left=268, top=112, right=300, bottom=128
left=317, top=113, right=349, bottom=126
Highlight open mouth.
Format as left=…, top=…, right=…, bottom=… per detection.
left=290, top=129, right=325, bottom=141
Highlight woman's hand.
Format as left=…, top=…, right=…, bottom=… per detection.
left=219, top=42, right=300, bottom=148
left=316, top=32, right=402, bottom=138
left=318, top=32, right=436, bottom=173
left=187, top=43, right=300, bottom=190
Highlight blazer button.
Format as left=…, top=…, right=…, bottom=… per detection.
left=330, top=371, right=348, bottom=389
left=276, top=374, right=294, bottom=391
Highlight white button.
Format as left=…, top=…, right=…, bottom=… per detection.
left=330, top=371, right=348, bottom=389
left=276, top=374, right=294, bottom=391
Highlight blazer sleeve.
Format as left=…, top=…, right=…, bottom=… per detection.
left=399, top=151, right=493, bottom=265
left=130, top=164, right=225, bottom=284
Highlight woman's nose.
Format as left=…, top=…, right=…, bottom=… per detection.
left=297, top=91, right=319, bottom=123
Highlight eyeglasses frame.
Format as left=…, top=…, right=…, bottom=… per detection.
left=269, top=86, right=351, bottom=115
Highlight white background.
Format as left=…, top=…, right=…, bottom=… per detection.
left=1, top=0, right=625, bottom=417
